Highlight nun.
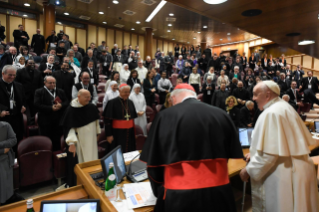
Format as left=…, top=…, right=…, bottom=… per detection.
left=129, top=84, right=147, bottom=135
left=102, top=81, right=119, bottom=110
left=120, top=64, right=131, bottom=84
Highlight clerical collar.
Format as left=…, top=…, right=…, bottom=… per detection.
left=263, top=97, right=280, bottom=110
left=2, top=78, right=12, bottom=85
left=181, top=96, right=197, bottom=103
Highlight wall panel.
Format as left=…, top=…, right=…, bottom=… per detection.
left=116, top=30, right=123, bottom=48
left=303, top=55, right=312, bottom=69
left=293, top=56, right=301, bottom=65
left=76, top=29, right=86, bottom=49
left=55, top=24, right=63, bottom=34
left=98, top=27, right=106, bottom=45
left=314, top=59, right=319, bottom=70
left=139, top=35, right=144, bottom=59
left=124, top=32, right=130, bottom=46
left=131, top=34, right=137, bottom=48
left=106, top=29, right=114, bottom=47
left=10, top=16, right=22, bottom=43
left=65, top=27, right=75, bottom=44
left=158, top=40, right=163, bottom=52
left=88, top=25, right=97, bottom=45
left=168, top=42, right=174, bottom=53
left=0, top=14, right=7, bottom=42
left=39, top=14, right=44, bottom=34
left=163, top=41, right=168, bottom=54
left=152, top=38, right=157, bottom=58
left=25, top=19, right=37, bottom=45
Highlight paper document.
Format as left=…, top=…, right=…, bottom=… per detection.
left=123, top=150, right=140, bottom=162
left=110, top=200, right=134, bottom=212
left=123, top=182, right=157, bottom=209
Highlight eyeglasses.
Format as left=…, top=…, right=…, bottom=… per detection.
left=6, top=74, right=16, bottom=77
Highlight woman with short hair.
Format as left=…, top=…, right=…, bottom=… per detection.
left=225, top=96, right=240, bottom=127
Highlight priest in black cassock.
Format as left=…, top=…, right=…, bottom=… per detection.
left=31, top=29, right=45, bottom=56
left=12, top=25, right=29, bottom=51
left=104, top=84, right=137, bottom=153
left=140, top=83, right=243, bottom=212
left=53, top=62, right=75, bottom=102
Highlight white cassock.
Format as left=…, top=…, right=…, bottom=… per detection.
left=120, top=64, right=131, bottom=84
left=65, top=99, right=101, bottom=164
left=246, top=97, right=319, bottom=212
left=103, top=90, right=119, bottom=110
left=129, top=86, right=147, bottom=135
left=113, top=62, right=122, bottom=73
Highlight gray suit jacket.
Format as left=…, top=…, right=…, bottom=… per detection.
left=0, top=122, right=17, bottom=167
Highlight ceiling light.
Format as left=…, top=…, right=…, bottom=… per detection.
left=197, top=32, right=201, bottom=33
left=23, top=15, right=28, bottom=17
left=298, top=40, right=315, bottom=45
left=203, top=0, right=227, bottom=4
left=203, top=26, right=207, bottom=28
left=113, top=0, right=119, bottom=4
left=56, top=1, right=60, bottom=5
left=108, top=7, right=110, bottom=8
left=220, top=39, right=223, bottom=40
left=136, top=21, right=141, bottom=24
left=172, top=38, right=175, bottom=40
left=146, top=1, right=167, bottom=22
left=222, top=23, right=225, bottom=24
left=64, top=13, right=69, bottom=15
left=227, top=33, right=231, bottom=35
left=167, top=30, right=171, bottom=32
left=168, top=24, right=172, bottom=26
left=131, top=28, right=135, bottom=30
left=152, top=33, right=154, bottom=35
left=57, top=22, right=62, bottom=24
left=103, top=22, right=107, bottom=24
left=99, top=12, right=104, bottom=14
left=193, top=37, right=196, bottom=39
left=24, top=3, right=30, bottom=6
left=187, top=42, right=189, bottom=43
left=169, top=13, right=174, bottom=16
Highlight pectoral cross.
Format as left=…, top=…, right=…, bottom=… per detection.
left=124, top=113, right=130, bottom=121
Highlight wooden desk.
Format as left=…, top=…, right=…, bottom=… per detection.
left=74, top=155, right=248, bottom=212
left=0, top=185, right=88, bottom=212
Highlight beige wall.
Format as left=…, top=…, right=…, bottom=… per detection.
left=98, top=27, right=106, bottom=45
left=10, top=16, right=22, bottom=43
left=106, top=29, right=114, bottom=47
left=39, top=14, right=44, bottom=34
left=25, top=19, right=37, bottom=44
left=0, top=14, right=6, bottom=42
left=131, top=34, right=137, bottom=48
left=88, top=25, right=96, bottom=45
left=124, top=32, right=130, bottom=46
left=65, top=26, right=75, bottom=43
left=139, top=35, right=144, bottom=59
left=152, top=38, right=157, bottom=57
left=55, top=24, right=63, bottom=34
left=76, top=29, right=86, bottom=49
left=163, top=41, right=168, bottom=54
left=303, top=55, right=313, bottom=69
left=168, top=42, right=173, bottom=53
left=158, top=40, right=163, bottom=53
left=116, top=30, right=123, bottom=48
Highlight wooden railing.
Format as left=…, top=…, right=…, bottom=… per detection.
left=286, top=54, right=319, bottom=77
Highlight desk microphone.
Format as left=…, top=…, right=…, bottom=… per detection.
left=126, top=153, right=141, bottom=182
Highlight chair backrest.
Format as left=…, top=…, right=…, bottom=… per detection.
left=98, top=128, right=106, bottom=143
left=60, top=135, right=66, bottom=152
left=23, top=113, right=28, bottom=137
left=146, top=106, right=155, bottom=123
left=135, top=135, right=146, bottom=150
left=97, top=93, right=105, bottom=108
left=40, top=53, right=48, bottom=58
left=197, top=93, right=203, bottom=102
left=29, top=52, right=37, bottom=57
left=155, top=104, right=162, bottom=113
left=135, top=125, right=144, bottom=136
left=99, top=75, right=107, bottom=82
left=154, top=93, right=160, bottom=104
left=147, top=122, right=152, bottom=133
left=7, top=42, right=14, bottom=46
left=97, top=83, right=106, bottom=93
left=18, top=136, right=53, bottom=187
left=171, top=73, right=179, bottom=87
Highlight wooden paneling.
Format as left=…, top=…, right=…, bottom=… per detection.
left=10, top=16, right=22, bottom=44
left=314, top=59, right=319, bottom=70
left=152, top=38, right=157, bottom=57
left=303, top=55, right=313, bottom=69
left=163, top=41, right=168, bottom=54
left=25, top=19, right=37, bottom=43
left=39, top=14, right=44, bottom=34
left=0, top=14, right=7, bottom=42
left=97, top=27, right=106, bottom=45
left=139, top=35, right=145, bottom=59
left=124, top=32, right=130, bottom=46
left=116, top=30, right=123, bottom=48
left=168, top=42, right=174, bottom=53
left=131, top=34, right=137, bottom=48
left=76, top=29, right=87, bottom=49
left=65, top=26, right=75, bottom=44
left=55, top=24, right=63, bottom=34
left=293, top=56, right=301, bottom=66
left=106, top=29, right=114, bottom=47
left=87, top=25, right=97, bottom=45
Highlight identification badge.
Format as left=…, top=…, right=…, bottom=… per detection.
left=104, top=62, right=107, bottom=66
left=207, top=90, right=211, bottom=95
left=308, top=85, right=312, bottom=89
left=10, top=100, right=15, bottom=109
left=90, top=78, right=94, bottom=84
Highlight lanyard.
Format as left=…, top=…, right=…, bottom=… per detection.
left=8, top=84, right=14, bottom=100
left=88, top=68, right=93, bottom=77
left=44, top=86, right=56, bottom=99
left=308, top=77, right=312, bottom=84
left=131, top=78, right=137, bottom=84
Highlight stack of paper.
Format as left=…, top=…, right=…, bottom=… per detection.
left=122, top=182, right=157, bottom=209
left=123, top=150, right=140, bottom=162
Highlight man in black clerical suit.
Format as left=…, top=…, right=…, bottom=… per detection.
left=0, top=65, right=26, bottom=154
left=13, top=25, right=29, bottom=52
left=34, top=76, right=68, bottom=151
left=81, top=49, right=98, bottom=70
left=293, top=65, right=304, bottom=87
left=15, top=60, right=43, bottom=124
left=198, top=54, right=208, bottom=73
left=207, top=55, right=220, bottom=72
left=203, top=47, right=212, bottom=60
left=121, top=45, right=130, bottom=57
left=285, top=81, right=303, bottom=111
left=74, top=43, right=85, bottom=57
left=79, top=60, right=99, bottom=87
left=232, top=81, right=250, bottom=108
left=239, top=101, right=254, bottom=128
left=45, top=30, right=58, bottom=53
left=164, top=51, right=174, bottom=76
left=299, top=71, right=319, bottom=107
left=57, top=30, right=64, bottom=42
left=31, top=29, right=45, bottom=56
left=157, top=52, right=165, bottom=73
left=211, top=82, right=230, bottom=111
left=104, top=84, right=137, bottom=153
left=53, top=62, right=75, bottom=102
left=277, top=73, right=290, bottom=97
left=140, top=83, right=243, bottom=212
left=99, top=49, right=113, bottom=77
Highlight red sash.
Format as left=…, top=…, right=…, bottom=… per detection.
left=112, top=120, right=134, bottom=129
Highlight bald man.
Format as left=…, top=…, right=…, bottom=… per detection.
left=31, top=29, right=45, bottom=56
left=61, top=89, right=100, bottom=187
left=240, top=81, right=319, bottom=212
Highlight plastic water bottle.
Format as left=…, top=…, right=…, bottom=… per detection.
left=105, top=162, right=116, bottom=201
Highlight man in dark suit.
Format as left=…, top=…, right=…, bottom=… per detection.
left=121, top=45, right=130, bottom=57
left=211, top=82, right=230, bottom=111
left=299, top=71, right=319, bottom=107
left=157, top=52, right=165, bottom=73
left=281, top=64, right=293, bottom=81
left=0, top=65, right=26, bottom=154
left=164, top=51, right=174, bottom=76
left=81, top=49, right=98, bottom=70
left=277, top=73, right=290, bottom=97
left=74, top=42, right=85, bottom=57
left=99, top=49, right=113, bottom=77
left=80, top=60, right=99, bottom=87
left=293, top=65, right=304, bottom=87
left=0, top=45, right=11, bottom=71
left=253, top=50, right=260, bottom=62
left=111, top=44, right=119, bottom=57
left=232, top=81, right=250, bottom=108
left=15, top=60, right=43, bottom=124
left=31, top=29, right=45, bottom=56
left=13, top=24, right=29, bottom=52
left=285, top=81, right=303, bottom=110
left=45, top=30, right=58, bottom=53
left=239, top=101, right=254, bottom=128
left=34, top=76, right=68, bottom=151
left=52, top=62, right=75, bottom=102
left=86, top=42, right=99, bottom=58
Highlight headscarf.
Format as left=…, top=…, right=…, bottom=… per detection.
left=121, top=64, right=129, bottom=72
left=107, top=80, right=118, bottom=93
left=225, top=96, right=238, bottom=112
left=129, top=83, right=141, bottom=98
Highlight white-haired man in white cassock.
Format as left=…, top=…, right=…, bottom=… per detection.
left=240, top=80, right=319, bottom=212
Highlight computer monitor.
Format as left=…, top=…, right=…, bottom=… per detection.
left=239, top=128, right=254, bottom=148
left=314, top=122, right=319, bottom=132
left=40, top=199, right=100, bottom=212
left=101, top=145, right=126, bottom=184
